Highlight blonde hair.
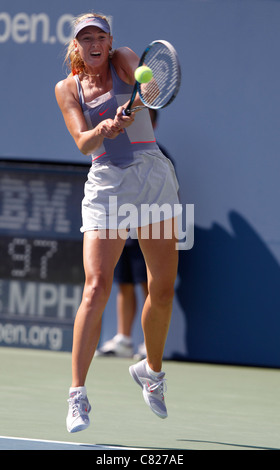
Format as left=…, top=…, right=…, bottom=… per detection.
left=64, top=12, right=112, bottom=76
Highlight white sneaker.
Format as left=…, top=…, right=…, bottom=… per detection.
left=96, top=334, right=134, bottom=358
left=129, top=359, right=168, bottom=419
left=66, top=388, right=91, bottom=433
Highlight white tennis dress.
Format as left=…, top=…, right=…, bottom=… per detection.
left=74, top=62, right=181, bottom=231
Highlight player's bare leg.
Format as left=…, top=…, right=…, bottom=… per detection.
left=138, top=218, right=178, bottom=372
left=71, top=230, right=126, bottom=387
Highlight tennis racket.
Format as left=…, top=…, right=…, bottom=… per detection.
left=123, top=40, right=181, bottom=116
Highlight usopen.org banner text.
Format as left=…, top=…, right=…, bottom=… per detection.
left=0, top=11, right=74, bottom=44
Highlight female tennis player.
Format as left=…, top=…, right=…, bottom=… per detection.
left=55, top=12, right=181, bottom=433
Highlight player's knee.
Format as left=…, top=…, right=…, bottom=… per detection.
left=149, top=282, right=175, bottom=307
left=83, top=275, right=111, bottom=308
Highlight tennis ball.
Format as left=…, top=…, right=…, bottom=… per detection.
left=134, top=66, right=153, bottom=83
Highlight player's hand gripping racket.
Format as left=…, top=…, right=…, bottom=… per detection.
left=123, top=40, right=181, bottom=116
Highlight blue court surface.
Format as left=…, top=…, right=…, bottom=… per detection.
left=0, top=347, right=279, bottom=451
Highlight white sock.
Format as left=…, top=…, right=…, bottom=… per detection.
left=145, top=361, right=162, bottom=379
left=69, top=386, right=87, bottom=397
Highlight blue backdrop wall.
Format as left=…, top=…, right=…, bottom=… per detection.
left=1, top=0, right=280, bottom=366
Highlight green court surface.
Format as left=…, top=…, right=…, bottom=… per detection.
left=0, top=347, right=279, bottom=450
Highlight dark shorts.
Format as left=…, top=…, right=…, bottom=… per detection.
left=114, top=238, right=147, bottom=284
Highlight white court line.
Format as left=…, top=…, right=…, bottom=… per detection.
left=0, top=435, right=143, bottom=450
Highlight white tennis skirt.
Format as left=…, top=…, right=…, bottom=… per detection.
left=80, top=149, right=182, bottom=232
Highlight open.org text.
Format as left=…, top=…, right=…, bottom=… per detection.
left=0, top=11, right=74, bottom=44
left=0, top=322, right=63, bottom=350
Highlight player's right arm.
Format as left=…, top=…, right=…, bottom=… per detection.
left=55, top=77, right=121, bottom=155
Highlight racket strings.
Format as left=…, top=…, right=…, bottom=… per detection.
left=140, top=44, right=179, bottom=108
